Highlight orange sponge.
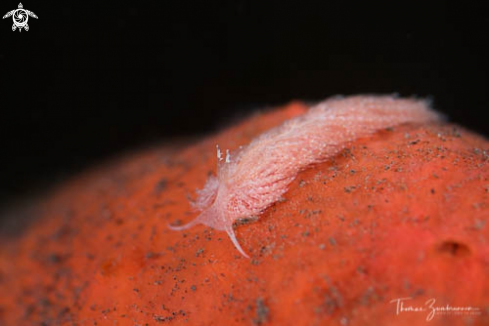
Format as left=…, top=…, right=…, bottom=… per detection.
left=0, top=100, right=487, bottom=325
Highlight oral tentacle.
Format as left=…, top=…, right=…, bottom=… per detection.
left=225, top=225, right=250, bottom=258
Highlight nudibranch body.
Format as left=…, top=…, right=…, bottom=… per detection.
left=169, top=95, right=441, bottom=258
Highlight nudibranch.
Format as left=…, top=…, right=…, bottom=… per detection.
left=169, top=95, right=441, bottom=258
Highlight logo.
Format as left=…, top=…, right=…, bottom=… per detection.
left=3, top=3, right=38, bottom=32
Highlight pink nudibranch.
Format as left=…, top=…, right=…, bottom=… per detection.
left=169, top=95, right=442, bottom=258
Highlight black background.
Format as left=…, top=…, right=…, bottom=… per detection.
left=0, top=1, right=488, bottom=210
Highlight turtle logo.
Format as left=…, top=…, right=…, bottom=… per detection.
left=3, top=3, right=38, bottom=32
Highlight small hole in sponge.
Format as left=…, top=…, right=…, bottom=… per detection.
left=436, top=240, right=471, bottom=257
